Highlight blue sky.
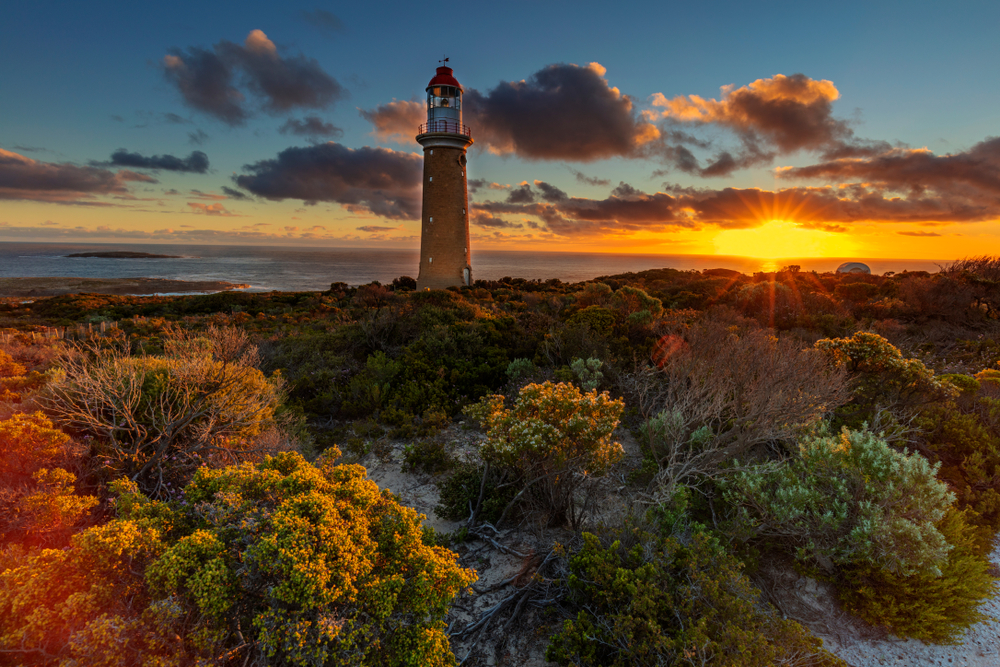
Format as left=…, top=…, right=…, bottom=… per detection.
left=2, top=0, right=999, bottom=258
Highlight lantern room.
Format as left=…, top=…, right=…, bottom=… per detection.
left=425, top=66, right=464, bottom=131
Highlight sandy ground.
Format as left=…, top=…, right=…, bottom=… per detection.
left=0, top=277, right=249, bottom=297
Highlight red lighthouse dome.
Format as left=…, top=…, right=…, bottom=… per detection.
left=427, top=66, right=463, bottom=90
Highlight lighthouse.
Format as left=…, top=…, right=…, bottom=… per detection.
left=416, top=63, right=474, bottom=290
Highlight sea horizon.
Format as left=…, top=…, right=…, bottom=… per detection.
left=0, top=241, right=953, bottom=293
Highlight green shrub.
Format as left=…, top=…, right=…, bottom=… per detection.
left=435, top=461, right=520, bottom=524
left=725, top=427, right=955, bottom=576
left=465, top=381, right=623, bottom=527
left=570, top=357, right=603, bottom=391
left=839, top=508, right=998, bottom=643
left=547, top=528, right=845, bottom=667
left=403, top=437, right=454, bottom=475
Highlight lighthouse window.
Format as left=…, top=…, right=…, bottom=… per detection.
left=429, top=257, right=433, bottom=263
left=429, top=217, right=433, bottom=222
left=429, top=177, right=433, bottom=182
left=430, top=150, right=433, bottom=155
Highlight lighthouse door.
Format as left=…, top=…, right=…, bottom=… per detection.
left=463, top=267, right=470, bottom=285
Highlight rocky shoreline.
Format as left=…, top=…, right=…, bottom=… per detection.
left=0, top=277, right=250, bottom=297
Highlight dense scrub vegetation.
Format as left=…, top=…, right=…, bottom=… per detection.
left=2, top=258, right=1000, bottom=663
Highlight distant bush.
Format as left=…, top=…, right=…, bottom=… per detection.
left=816, top=331, right=957, bottom=429
left=0, top=452, right=476, bottom=666
left=547, top=527, right=846, bottom=667
left=465, top=381, right=623, bottom=527
left=725, top=428, right=954, bottom=577
left=436, top=461, right=521, bottom=524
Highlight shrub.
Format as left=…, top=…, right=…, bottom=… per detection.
left=570, top=357, right=603, bottom=391
left=435, top=461, right=521, bottom=524
left=0, top=452, right=476, bottom=666
left=816, top=332, right=957, bottom=427
left=724, top=428, right=955, bottom=576
left=43, top=344, right=284, bottom=496
left=465, top=381, right=623, bottom=527
left=839, top=507, right=998, bottom=643
left=0, top=412, right=76, bottom=487
left=628, top=320, right=848, bottom=499
left=547, top=528, right=845, bottom=667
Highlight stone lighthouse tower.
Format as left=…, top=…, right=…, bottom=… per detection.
left=416, top=63, right=473, bottom=290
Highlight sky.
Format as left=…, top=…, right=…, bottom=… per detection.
left=2, top=0, right=999, bottom=260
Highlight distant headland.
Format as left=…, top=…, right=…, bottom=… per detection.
left=64, top=251, right=181, bottom=259
left=0, top=277, right=249, bottom=297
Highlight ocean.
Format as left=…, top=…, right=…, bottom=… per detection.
left=0, top=242, right=950, bottom=293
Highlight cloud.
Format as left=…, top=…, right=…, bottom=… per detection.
left=233, top=142, right=422, bottom=219
left=357, top=225, right=398, bottom=232
left=221, top=185, right=250, bottom=200
left=779, top=137, right=1000, bottom=206
left=648, top=74, right=871, bottom=176
left=279, top=116, right=343, bottom=138
left=568, top=167, right=610, bottom=187
left=506, top=182, right=536, bottom=204
left=188, top=129, right=209, bottom=145
left=162, top=112, right=191, bottom=124
left=102, top=149, right=209, bottom=173
left=361, top=63, right=659, bottom=160
left=359, top=99, right=424, bottom=143
left=40, top=220, right=59, bottom=226
left=653, top=74, right=848, bottom=152
left=898, top=230, right=942, bottom=237
left=187, top=189, right=226, bottom=200
left=465, top=62, right=660, bottom=160
left=301, top=9, right=345, bottom=33
left=473, top=172, right=1000, bottom=239
left=187, top=202, right=237, bottom=216
left=163, top=30, right=345, bottom=125
left=0, top=148, right=156, bottom=203
left=472, top=212, right=522, bottom=229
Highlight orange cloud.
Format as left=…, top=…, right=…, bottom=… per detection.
left=187, top=202, right=238, bottom=216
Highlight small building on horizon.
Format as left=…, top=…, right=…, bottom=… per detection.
left=836, top=262, right=871, bottom=275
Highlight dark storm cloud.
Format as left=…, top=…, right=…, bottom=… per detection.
left=233, top=142, right=422, bottom=219
left=301, top=9, right=346, bottom=33
left=279, top=116, right=343, bottom=138
left=102, top=149, right=210, bottom=173
left=0, top=148, right=155, bottom=203
left=163, top=30, right=345, bottom=126
left=464, top=62, right=660, bottom=160
left=361, top=63, right=659, bottom=160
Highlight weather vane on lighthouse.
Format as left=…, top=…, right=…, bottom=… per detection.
left=415, top=61, right=473, bottom=290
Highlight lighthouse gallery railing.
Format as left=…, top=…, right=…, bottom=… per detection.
left=417, top=120, right=471, bottom=136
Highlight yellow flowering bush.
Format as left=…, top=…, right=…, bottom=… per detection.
left=466, top=381, right=624, bottom=527
left=0, top=452, right=476, bottom=666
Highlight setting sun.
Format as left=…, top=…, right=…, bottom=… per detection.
left=712, top=220, right=856, bottom=259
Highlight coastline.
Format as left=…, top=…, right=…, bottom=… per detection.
left=0, top=277, right=250, bottom=297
